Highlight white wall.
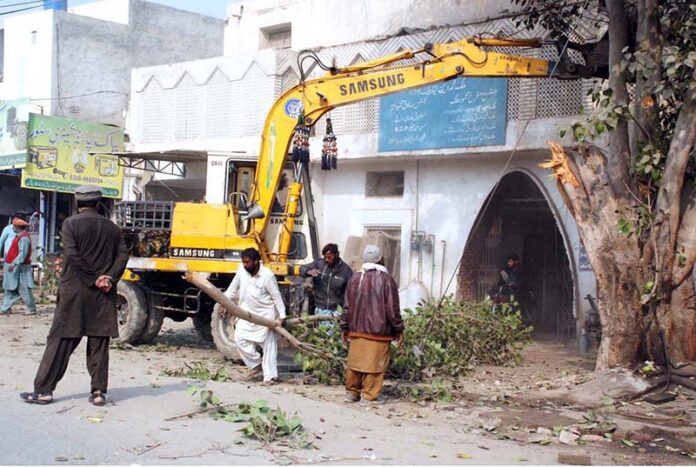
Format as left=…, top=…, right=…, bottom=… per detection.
left=0, top=11, right=55, bottom=110
left=225, top=0, right=519, bottom=53
left=0, top=0, right=225, bottom=126
left=311, top=149, right=597, bottom=328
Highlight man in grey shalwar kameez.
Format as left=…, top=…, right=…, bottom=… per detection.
left=1, top=218, right=36, bottom=315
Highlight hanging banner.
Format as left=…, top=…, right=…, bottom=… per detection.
left=21, top=114, right=125, bottom=198
left=378, top=77, right=508, bottom=152
left=0, top=98, right=31, bottom=170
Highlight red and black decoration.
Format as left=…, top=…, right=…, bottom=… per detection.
left=291, top=109, right=310, bottom=165
left=321, top=117, right=338, bottom=171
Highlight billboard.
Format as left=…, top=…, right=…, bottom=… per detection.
left=378, top=77, right=508, bottom=152
left=0, top=98, right=31, bottom=170
left=21, top=114, right=125, bottom=198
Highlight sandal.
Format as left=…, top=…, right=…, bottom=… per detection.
left=20, top=392, right=53, bottom=405
left=89, top=392, right=106, bottom=406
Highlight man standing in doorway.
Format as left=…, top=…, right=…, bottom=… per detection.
left=497, top=254, right=523, bottom=303
left=300, top=243, right=353, bottom=318
left=341, top=244, right=404, bottom=404
left=224, top=248, right=286, bottom=385
left=1, top=217, right=36, bottom=315
left=20, top=185, right=128, bottom=405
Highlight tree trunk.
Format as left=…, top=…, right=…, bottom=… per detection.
left=544, top=143, right=643, bottom=369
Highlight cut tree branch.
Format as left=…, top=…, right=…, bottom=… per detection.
left=185, top=272, right=331, bottom=358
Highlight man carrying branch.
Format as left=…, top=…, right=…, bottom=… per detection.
left=224, top=248, right=286, bottom=385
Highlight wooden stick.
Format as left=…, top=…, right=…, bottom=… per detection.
left=284, top=315, right=336, bottom=326
left=185, top=272, right=329, bottom=357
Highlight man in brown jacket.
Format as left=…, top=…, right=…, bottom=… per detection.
left=20, top=185, right=128, bottom=406
left=340, top=244, right=404, bottom=403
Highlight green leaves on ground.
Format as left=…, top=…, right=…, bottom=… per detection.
left=186, top=386, right=312, bottom=447
left=161, top=362, right=228, bottom=381
left=292, top=297, right=532, bottom=385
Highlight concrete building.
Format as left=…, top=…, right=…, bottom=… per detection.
left=0, top=0, right=225, bottom=254
left=126, top=0, right=604, bottom=343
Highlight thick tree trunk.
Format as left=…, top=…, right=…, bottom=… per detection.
left=544, top=143, right=643, bottom=369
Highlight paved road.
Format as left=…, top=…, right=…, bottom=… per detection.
left=0, top=311, right=562, bottom=465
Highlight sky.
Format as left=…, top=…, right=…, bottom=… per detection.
left=0, top=0, right=239, bottom=27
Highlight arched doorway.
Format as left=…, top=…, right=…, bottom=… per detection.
left=458, top=171, right=575, bottom=341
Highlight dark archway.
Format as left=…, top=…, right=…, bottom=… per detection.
left=458, top=171, right=575, bottom=341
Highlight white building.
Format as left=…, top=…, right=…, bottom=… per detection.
left=0, top=0, right=225, bottom=253
left=126, top=0, right=603, bottom=342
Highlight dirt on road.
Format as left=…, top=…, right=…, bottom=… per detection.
left=1, top=304, right=695, bottom=465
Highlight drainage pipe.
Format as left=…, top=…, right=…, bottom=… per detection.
left=439, top=239, right=447, bottom=297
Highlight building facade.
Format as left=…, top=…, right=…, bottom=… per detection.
left=0, top=0, right=225, bottom=255
left=126, top=0, right=604, bottom=342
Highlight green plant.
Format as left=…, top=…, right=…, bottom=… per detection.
left=37, top=256, right=61, bottom=304
left=389, top=296, right=533, bottom=381
left=290, top=317, right=346, bottom=384
left=186, top=386, right=312, bottom=447
left=161, top=362, right=228, bottom=381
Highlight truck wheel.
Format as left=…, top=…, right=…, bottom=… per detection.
left=136, top=290, right=165, bottom=344
left=210, top=304, right=242, bottom=362
left=193, top=313, right=213, bottom=342
left=116, top=281, right=148, bottom=344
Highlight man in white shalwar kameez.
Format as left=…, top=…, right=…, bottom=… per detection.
left=224, top=248, right=286, bottom=383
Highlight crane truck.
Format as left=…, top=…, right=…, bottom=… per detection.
left=114, top=36, right=589, bottom=359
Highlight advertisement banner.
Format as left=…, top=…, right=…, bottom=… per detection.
left=21, top=114, right=125, bottom=198
left=0, top=98, right=31, bottom=170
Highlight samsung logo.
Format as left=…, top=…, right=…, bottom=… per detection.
left=170, top=248, right=222, bottom=259
left=339, top=73, right=406, bottom=96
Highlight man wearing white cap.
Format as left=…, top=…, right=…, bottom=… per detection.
left=1, top=217, right=36, bottom=315
left=340, top=244, right=404, bottom=403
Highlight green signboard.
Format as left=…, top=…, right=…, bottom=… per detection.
left=21, top=114, right=125, bottom=198
left=0, top=98, right=31, bottom=170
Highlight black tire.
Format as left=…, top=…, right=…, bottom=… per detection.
left=136, top=289, right=165, bottom=344
left=210, top=304, right=243, bottom=362
left=193, top=313, right=213, bottom=342
left=116, top=281, right=148, bottom=344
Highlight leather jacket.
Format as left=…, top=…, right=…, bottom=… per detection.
left=340, top=265, right=404, bottom=338
left=300, top=257, right=353, bottom=310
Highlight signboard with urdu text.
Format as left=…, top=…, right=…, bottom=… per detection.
left=0, top=98, right=31, bottom=170
left=21, top=114, right=125, bottom=198
left=378, top=77, right=508, bottom=152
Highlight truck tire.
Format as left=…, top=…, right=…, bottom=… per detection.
left=210, top=304, right=243, bottom=362
left=116, top=281, right=148, bottom=344
left=136, top=290, right=165, bottom=344
left=193, top=313, right=213, bottom=342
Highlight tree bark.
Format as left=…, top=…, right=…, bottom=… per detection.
left=546, top=144, right=643, bottom=369
left=631, top=0, right=662, bottom=159
left=605, top=0, right=632, bottom=198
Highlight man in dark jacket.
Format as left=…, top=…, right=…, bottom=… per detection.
left=340, top=244, right=404, bottom=404
left=20, top=185, right=128, bottom=406
left=300, top=243, right=353, bottom=317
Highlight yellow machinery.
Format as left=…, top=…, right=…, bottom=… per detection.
left=114, top=37, right=588, bottom=357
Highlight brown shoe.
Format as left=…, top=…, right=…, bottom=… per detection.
left=344, top=392, right=360, bottom=403
left=246, top=365, right=262, bottom=382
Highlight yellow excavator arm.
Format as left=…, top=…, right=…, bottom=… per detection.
left=246, top=37, right=587, bottom=272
